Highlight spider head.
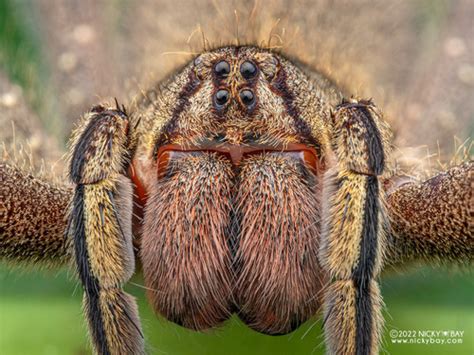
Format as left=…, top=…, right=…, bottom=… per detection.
left=132, top=46, right=336, bottom=191
left=167, top=46, right=298, bottom=145
left=129, top=45, right=338, bottom=334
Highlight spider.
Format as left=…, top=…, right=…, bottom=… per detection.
left=0, top=45, right=472, bottom=355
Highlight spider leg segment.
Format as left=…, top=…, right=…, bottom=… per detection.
left=385, top=161, right=473, bottom=265
left=68, top=104, right=144, bottom=355
left=319, top=99, right=389, bottom=355
left=0, top=163, right=71, bottom=263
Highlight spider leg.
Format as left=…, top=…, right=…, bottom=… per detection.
left=0, top=163, right=71, bottom=263
left=385, top=161, right=473, bottom=265
left=319, top=99, right=389, bottom=355
left=68, top=104, right=144, bottom=355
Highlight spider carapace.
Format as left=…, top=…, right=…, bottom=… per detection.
left=1, top=45, right=472, bottom=355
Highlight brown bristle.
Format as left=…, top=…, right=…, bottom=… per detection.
left=141, top=152, right=234, bottom=330
left=234, top=153, right=326, bottom=335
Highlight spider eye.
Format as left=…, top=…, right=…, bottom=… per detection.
left=239, top=89, right=255, bottom=106
left=240, top=61, right=257, bottom=79
left=215, top=89, right=230, bottom=106
left=214, top=61, right=230, bottom=77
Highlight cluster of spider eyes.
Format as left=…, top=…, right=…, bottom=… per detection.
left=214, top=60, right=257, bottom=109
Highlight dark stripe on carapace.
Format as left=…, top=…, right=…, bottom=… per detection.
left=71, top=186, right=111, bottom=355
left=153, top=70, right=201, bottom=156
left=353, top=175, right=380, bottom=355
left=269, top=65, right=321, bottom=155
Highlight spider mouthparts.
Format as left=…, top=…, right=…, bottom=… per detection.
left=155, top=143, right=320, bottom=176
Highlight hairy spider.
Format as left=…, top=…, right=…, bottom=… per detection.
left=0, top=45, right=472, bottom=355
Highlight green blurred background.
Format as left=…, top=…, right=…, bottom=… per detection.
left=0, top=0, right=473, bottom=354
left=0, top=266, right=472, bottom=355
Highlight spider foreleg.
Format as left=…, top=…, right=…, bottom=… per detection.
left=319, top=99, right=390, bottom=355
left=68, top=104, right=144, bottom=355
